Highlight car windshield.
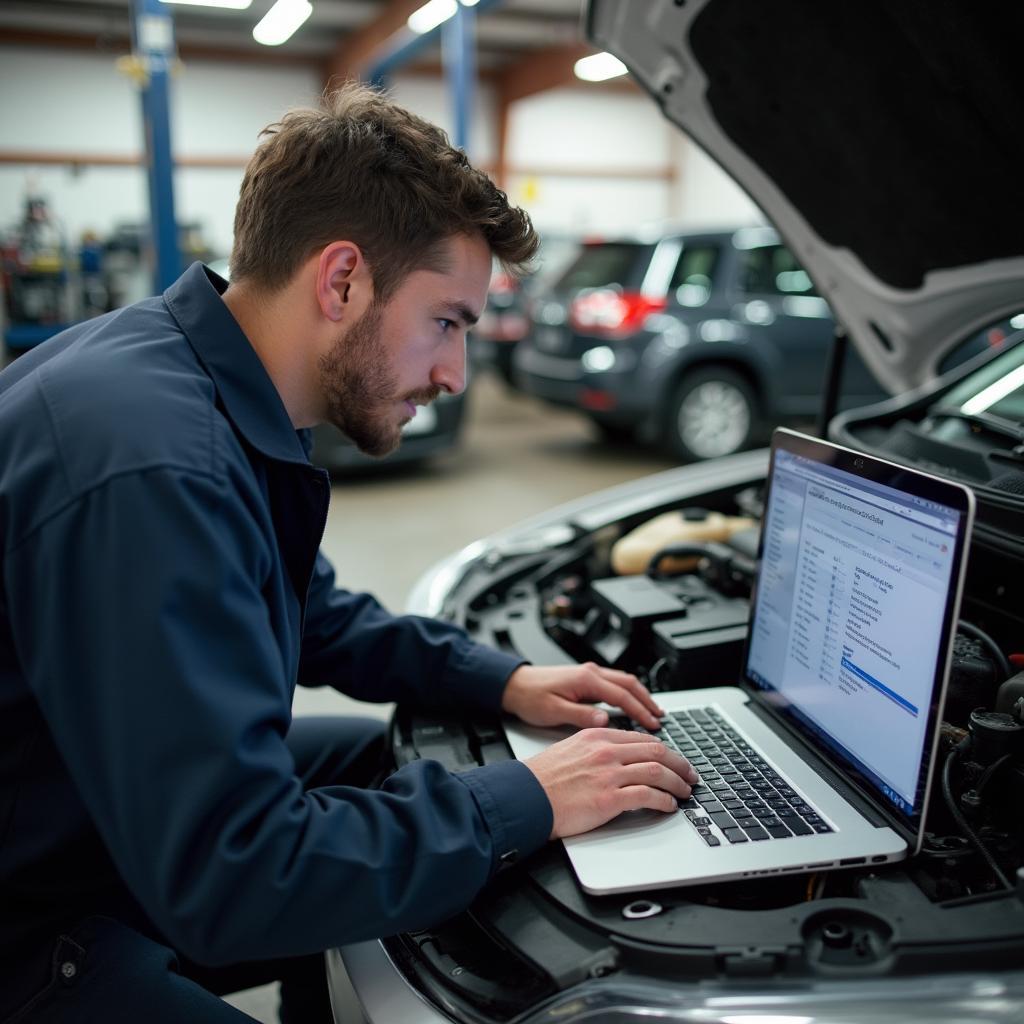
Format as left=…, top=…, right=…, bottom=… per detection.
left=554, top=241, right=652, bottom=293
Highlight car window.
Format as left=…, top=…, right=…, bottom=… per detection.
left=740, top=244, right=819, bottom=297
left=670, top=244, right=721, bottom=307
left=553, top=242, right=652, bottom=293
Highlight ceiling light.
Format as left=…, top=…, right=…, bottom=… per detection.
left=159, top=0, right=252, bottom=9
left=460, top=0, right=481, bottom=5
left=253, top=0, right=312, bottom=46
left=408, top=0, right=457, bottom=35
left=574, top=51, right=628, bottom=82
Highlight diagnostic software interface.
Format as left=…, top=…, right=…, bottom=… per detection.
left=746, top=448, right=962, bottom=816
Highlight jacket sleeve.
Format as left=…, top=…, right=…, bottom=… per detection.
left=298, top=550, right=526, bottom=714
left=7, top=465, right=552, bottom=966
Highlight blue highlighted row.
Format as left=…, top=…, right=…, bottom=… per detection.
left=841, top=656, right=919, bottom=716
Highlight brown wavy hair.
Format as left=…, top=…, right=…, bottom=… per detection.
left=230, top=82, right=538, bottom=299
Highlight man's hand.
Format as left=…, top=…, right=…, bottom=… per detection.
left=525, top=729, right=699, bottom=838
left=501, top=662, right=663, bottom=731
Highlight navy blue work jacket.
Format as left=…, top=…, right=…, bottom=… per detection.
left=0, top=263, right=552, bottom=968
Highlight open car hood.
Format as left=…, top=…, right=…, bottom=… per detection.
left=588, top=0, right=1024, bottom=393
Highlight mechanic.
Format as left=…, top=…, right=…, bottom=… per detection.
left=0, top=84, right=698, bottom=1023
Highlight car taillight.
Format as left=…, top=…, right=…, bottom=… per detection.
left=489, top=272, right=518, bottom=297
left=569, top=289, right=666, bottom=338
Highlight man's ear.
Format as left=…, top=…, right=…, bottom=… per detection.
left=315, top=241, right=372, bottom=323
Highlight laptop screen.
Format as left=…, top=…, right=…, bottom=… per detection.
left=745, top=430, right=973, bottom=833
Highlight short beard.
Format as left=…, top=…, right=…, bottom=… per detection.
left=317, top=302, right=441, bottom=458
left=318, top=302, right=402, bottom=457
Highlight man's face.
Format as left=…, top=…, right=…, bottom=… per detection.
left=318, top=232, right=491, bottom=457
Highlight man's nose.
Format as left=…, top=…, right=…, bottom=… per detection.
left=430, top=336, right=467, bottom=396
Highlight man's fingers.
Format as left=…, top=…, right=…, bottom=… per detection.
left=617, top=761, right=693, bottom=800
left=557, top=699, right=613, bottom=730
left=583, top=676, right=663, bottom=729
left=614, top=785, right=679, bottom=816
left=616, top=740, right=699, bottom=783
left=592, top=665, right=664, bottom=717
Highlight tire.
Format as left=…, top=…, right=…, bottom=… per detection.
left=664, top=366, right=758, bottom=461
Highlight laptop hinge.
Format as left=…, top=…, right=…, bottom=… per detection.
left=717, top=947, right=787, bottom=978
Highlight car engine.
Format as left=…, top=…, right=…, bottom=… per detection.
left=382, top=470, right=1024, bottom=1023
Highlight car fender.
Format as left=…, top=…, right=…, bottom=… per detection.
left=642, top=337, right=771, bottom=426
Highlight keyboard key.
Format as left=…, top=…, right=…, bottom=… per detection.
left=723, top=827, right=748, bottom=843
left=722, top=799, right=745, bottom=811
left=787, top=819, right=813, bottom=836
left=766, top=822, right=792, bottom=838
left=709, top=811, right=738, bottom=830
left=745, top=825, right=770, bottom=841
left=698, top=800, right=724, bottom=814
left=811, top=823, right=832, bottom=834
left=702, top=833, right=721, bottom=846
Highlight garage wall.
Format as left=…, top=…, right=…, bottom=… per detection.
left=0, top=45, right=320, bottom=259
left=0, top=44, right=761, bottom=268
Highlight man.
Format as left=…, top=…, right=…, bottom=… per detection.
left=0, top=84, right=696, bottom=1022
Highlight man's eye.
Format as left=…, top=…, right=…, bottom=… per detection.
left=438, top=318, right=456, bottom=332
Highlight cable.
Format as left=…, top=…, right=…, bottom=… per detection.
left=958, top=619, right=1012, bottom=681
left=941, top=741, right=1014, bottom=891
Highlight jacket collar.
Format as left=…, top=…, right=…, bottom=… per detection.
left=164, top=262, right=311, bottom=466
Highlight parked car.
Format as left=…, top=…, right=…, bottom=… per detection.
left=472, top=237, right=580, bottom=387
left=331, top=1, right=1024, bottom=1022
left=514, top=226, right=885, bottom=460
left=469, top=267, right=532, bottom=385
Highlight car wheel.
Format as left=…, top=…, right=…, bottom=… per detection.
left=665, top=366, right=757, bottom=461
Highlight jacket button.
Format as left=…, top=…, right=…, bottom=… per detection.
left=60, top=962, right=77, bottom=980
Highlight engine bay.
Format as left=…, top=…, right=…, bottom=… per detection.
left=385, top=470, right=1024, bottom=1023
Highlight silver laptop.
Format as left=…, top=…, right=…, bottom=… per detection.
left=506, top=428, right=975, bottom=894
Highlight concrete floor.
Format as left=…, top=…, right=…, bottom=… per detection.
left=220, top=371, right=681, bottom=1021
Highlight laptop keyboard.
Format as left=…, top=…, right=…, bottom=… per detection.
left=624, top=707, right=833, bottom=846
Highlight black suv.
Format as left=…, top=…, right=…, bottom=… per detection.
left=514, top=227, right=884, bottom=460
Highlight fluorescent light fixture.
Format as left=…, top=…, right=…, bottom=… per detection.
left=408, top=0, right=457, bottom=34
left=160, top=0, right=252, bottom=8
left=253, top=0, right=312, bottom=45
left=961, top=362, right=1024, bottom=416
left=460, top=0, right=481, bottom=5
left=574, top=51, right=628, bottom=82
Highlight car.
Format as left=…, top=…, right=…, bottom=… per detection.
left=513, top=227, right=886, bottom=460
left=469, top=266, right=532, bottom=386
left=330, top=2, right=1024, bottom=1022
left=471, top=238, right=581, bottom=388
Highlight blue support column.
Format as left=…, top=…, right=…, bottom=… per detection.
left=443, top=2, right=476, bottom=151
left=365, top=0, right=503, bottom=153
left=131, top=0, right=180, bottom=293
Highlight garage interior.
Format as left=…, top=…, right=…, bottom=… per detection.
left=0, top=2, right=779, bottom=1020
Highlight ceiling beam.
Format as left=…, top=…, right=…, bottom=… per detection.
left=324, top=0, right=425, bottom=86
left=494, top=41, right=594, bottom=106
